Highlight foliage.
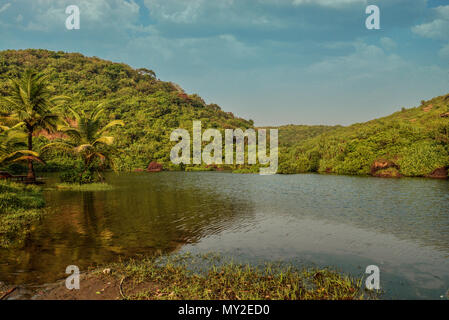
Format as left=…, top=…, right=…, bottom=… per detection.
left=59, top=165, right=101, bottom=184
left=0, top=49, right=252, bottom=173
left=42, top=104, right=124, bottom=183
left=0, top=124, right=42, bottom=166
left=0, top=68, right=67, bottom=180
left=0, top=181, right=45, bottom=248
left=55, top=182, right=113, bottom=191
left=0, top=49, right=448, bottom=177
left=276, top=97, right=449, bottom=176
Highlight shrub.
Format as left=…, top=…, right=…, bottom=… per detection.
left=59, top=168, right=102, bottom=184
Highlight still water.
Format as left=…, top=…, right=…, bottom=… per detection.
left=0, top=172, right=448, bottom=299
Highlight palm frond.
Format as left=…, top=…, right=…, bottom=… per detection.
left=98, top=120, right=125, bottom=136
left=93, top=136, right=114, bottom=146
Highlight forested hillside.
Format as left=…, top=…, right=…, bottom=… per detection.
left=1, top=49, right=448, bottom=177
left=0, top=49, right=253, bottom=172
left=278, top=96, right=449, bottom=177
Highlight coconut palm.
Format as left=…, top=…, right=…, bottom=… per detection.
left=42, top=104, right=124, bottom=180
left=0, top=70, right=68, bottom=181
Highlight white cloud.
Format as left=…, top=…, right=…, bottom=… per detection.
left=143, top=0, right=284, bottom=27
left=0, top=2, right=11, bottom=13
left=380, top=37, right=397, bottom=51
left=292, top=0, right=366, bottom=8
left=1, top=0, right=140, bottom=31
left=413, top=5, right=449, bottom=63
left=412, top=5, right=449, bottom=40
left=144, top=0, right=205, bottom=24
left=305, top=42, right=406, bottom=82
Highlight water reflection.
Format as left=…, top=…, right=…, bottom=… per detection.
left=0, top=172, right=255, bottom=285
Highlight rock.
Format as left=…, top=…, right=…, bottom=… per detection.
left=440, top=112, right=449, bottom=118
left=423, top=104, right=433, bottom=112
left=426, top=167, right=448, bottom=179
left=147, top=161, right=163, bottom=172
left=133, top=168, right=144, bottom=172
left=370, top=159, right=400, bottom=178
left=102, top=268, right=111, bottom=274
left=371, top=159, right=396, bottom=171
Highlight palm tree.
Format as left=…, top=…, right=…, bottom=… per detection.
left=42, top=104, right=124, bottom=180
left=0, top=70, right=68, bottom=181
left=0, top=124, right=43, bottom=167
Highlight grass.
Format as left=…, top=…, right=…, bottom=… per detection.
left=373, top=167, right=401, bottom=178
left=185, top=166, right=215, bottom=172
left=55, top=183, right=114, bottom=191
left=101, top=254, right=375, bottom=300
left=0, top=181, right=46, bottom=248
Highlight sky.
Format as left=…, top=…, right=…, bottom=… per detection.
left=0, top=0, right=449, bottom=126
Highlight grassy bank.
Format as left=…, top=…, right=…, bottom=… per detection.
left=38, top=254, right=374, bottom=300
left=55, top=183, right=114, bottom=191
left=0, top=181, right=45, bottom=248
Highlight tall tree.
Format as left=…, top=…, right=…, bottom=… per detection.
left=43, top=104, right=124, bottom=180
left=0, top=70, right=68, bottom=181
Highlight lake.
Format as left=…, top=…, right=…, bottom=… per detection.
left=0, top=172, right=448, bottom=299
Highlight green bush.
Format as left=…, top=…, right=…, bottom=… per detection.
left=59, top=168, right=101, bottom=184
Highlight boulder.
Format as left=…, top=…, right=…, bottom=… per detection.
left=147, top=161, right=163, bottom=172
left=370, top=159, right=400, bottom=178
left=426, top=167, right=448, bottom=179
left=423, top=104, right=433, bottom=112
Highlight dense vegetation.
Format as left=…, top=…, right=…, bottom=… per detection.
left=0, top=49, right=448, bottom=177
left=0, top=181, right=45, bottom=248
left=277, top=98, right=449, bottom=177
left=0, top=49, right=253, bottom=174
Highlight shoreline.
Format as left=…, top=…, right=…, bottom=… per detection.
left=1, top=254, right=372, bottom=300
left=35, top=168, right=449, bottom=180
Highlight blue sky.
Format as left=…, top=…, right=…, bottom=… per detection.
left=0, top=0, right=449, bottom=126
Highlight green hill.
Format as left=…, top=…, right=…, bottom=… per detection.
left=277, top=96, right=449, bottom=177
left=1, top=49, right=448, bottom=177
left=0, top=49, right=253, bottom=172
left=264, top=124, right=340, bottom=148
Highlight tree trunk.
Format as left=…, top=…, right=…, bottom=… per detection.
left=27, top=129, right=35, bottom=183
